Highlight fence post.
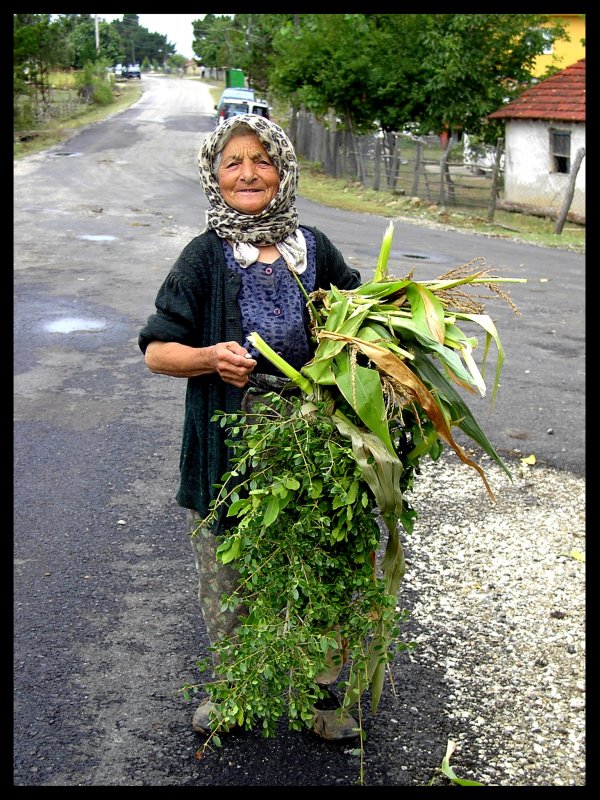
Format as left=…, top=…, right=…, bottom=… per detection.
left=322, top=127, right=332, bottom=173
left=487, top=137, right=504, bottom=221
left=440, top=133, right=459, bottom=206
left=438, top=140, right=450, bottom=208
left=373, top=135, right=382, bottom=191
left=386, top=132, right=398, bottom=190
left=289, top=104, right=298, bottom=149
left=411, top=141, right=422, bottom=197
left=555, top=147, right=585, bottom=234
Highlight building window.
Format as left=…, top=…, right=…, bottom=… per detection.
left=550, top=129, right=571, bottom=174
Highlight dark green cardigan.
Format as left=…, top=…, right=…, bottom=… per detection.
left=138, top=226, right=361, bottom=518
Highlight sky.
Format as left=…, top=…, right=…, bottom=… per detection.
left=97, top=14, right=203, bottom=60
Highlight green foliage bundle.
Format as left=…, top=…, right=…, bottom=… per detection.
left=184, top=223, right=525, bottom=756
left=190, top=392, right=417, bottom=741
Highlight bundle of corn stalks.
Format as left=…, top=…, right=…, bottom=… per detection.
left=188, top=222, right=525, bottom=745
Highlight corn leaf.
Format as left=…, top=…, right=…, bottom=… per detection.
left=373, top=221, right=394, bottom=282
left=440, top=740, right=485, bottom=786
left=410, top=349, right=512, bottom=481
left=353, top=279, right=411, bottom=300
left=332, top=414, right=403, bottom=517
left=405, top=282, right=446, bottom=344
left=333, top=352, right=395, bottom=454
left=357, top=322, right=414, bottom=360
left=375, top=315, right=478, bottom=388
left=344, top=337, right=497, bottom=499
left=301, top=359, right=338, bottom=385
left=323, top=297, right=350, bottom=331
left=454, top=312, right=505, bottom=407
left=304, top=305, right=373, bottom=384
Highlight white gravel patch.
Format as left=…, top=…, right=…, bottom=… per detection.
left=399, top=452, right=585, bottom=786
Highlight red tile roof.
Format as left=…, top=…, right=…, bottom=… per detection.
left=488, top=59, right=585, bottom=122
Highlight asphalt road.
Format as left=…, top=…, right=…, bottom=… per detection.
left=13, top=76, right=585, bottom=787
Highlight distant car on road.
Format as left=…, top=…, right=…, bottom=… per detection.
left=214, top=88, right=270, bottom=126
left=113, top=63, right=141, bottom=80
left=124, top=64, right=141, bottom=79
left=218, top=87, right=256, bottom=104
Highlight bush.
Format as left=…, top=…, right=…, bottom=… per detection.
left=75, top=61, right=114, bottom=107
left=92, top=80, right=114, bottom=106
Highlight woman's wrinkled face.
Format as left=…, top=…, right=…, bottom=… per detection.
left=216, top=133, right=280, bottom=215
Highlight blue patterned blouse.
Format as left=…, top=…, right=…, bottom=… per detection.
left=222, top=226, right=317, bottom=371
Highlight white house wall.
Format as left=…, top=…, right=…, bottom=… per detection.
left=503, top=119, right=585, bottom=217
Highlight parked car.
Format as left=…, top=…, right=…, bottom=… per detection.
left=214, top=89, right=270, bottom=126
left=217, top=87, right=256, bottom=105
left=124, top=64, right=141, bottom=79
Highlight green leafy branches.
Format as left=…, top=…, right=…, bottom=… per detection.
left=192, top=393, right=415, bottom=739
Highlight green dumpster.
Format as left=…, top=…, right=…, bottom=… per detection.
left=226, top=69, right=245, bottom=88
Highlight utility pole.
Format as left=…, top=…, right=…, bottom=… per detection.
left=95, top=15, right=99, bottom=52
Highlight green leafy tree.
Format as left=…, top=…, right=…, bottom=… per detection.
left=13, top=14, right=67, bottom=118
left=75, top=61, right=114, bottom=106
left=192, top=14, right=241, bottom=70
left=224, top=14, right=291, bottom=93
left=167, top=53, right=188, bottom=71
left=266, top=13, right=568, bottom=139
left=109, top=14, right=174, bottom=66
left=54, top=14, right=121, bottom=68
left=411, top=13, right=568, bottom=141
left=349, top=14, right=432, bottom=134
left=269, top=14, right=384, bottom=133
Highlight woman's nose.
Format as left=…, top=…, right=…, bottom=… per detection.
left=239, top=158, right=257, bottom=182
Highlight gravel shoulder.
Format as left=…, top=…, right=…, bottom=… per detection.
left=386, top=450, right=586, bottom=787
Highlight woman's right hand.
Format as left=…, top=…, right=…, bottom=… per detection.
left=210, top=341, right=257, bottom=388
left=144, top=340, right=256, bottom=386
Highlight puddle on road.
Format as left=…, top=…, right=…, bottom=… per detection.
left=78, top=235, right=118, bottom=242
left=45, top=318, right=107, bottom=333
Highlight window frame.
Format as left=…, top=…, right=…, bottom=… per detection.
left=549, top=127, right=571, bottom=174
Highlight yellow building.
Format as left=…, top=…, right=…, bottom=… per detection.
left=534, top=13, right=586, bottom=75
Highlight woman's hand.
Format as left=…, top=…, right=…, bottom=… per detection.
left=210, top=341, right=257, bottom=387
left=144, top=340, right=256, bottom=386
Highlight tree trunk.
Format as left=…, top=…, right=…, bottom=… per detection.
left=555, top=147, right=585, bottom=234
left=487, top=137, right=504, bottom=221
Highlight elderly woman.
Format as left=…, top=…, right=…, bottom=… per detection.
left=138, top=114, right=361, bottom=741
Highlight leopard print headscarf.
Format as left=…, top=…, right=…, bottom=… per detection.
left=198, top=114, right=306, bottom=273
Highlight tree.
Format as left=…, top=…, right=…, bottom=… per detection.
left=225, top=14, right=291, bottom=92
left=266, top=13, right=568, bottom=139
left=109, top=14, right=175, bottom=66
left=192, top=14, right=243, bottom=71
left=13, top=14, right=67, bottom=117
left=411, top=13, right=568, bottom=141
left=54, top=14, right=121, bottom=68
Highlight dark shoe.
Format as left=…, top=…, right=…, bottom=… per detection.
left=192, top=697, right=236, bottom=735
left=312, top=685, right=360, bottom=742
